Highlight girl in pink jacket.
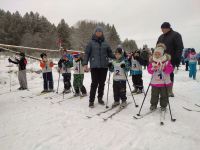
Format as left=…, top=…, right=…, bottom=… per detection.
left=147, top=43, right=174, bottom=111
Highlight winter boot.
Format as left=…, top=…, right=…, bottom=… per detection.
left=112, top=101, right=120, bottom=108
left=132, top=88, right=138, bottom=93
left=136, top=89, right=143, bottom=94
left=98, top=98, right=105, bottom=105
left=48, top=89, right=54, bottom=92
left=89, top=102, right=94, bottom=108
left=161, top=107, right=166, bottom=111
left=120, top=101, right=127, bottom=108
left=150, top=105, right=157, bottom=111
left=74, top=92, right=80, bottom=97
left=63, top=89, right=71, bottom=94
left=41, top=89, right=48, bottom=93
left=81, top=93, right=87, bottom=97
left=18, top=87, right=23, bottom=90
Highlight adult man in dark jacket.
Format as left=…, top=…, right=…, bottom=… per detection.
left=83, top=26, right=115, bottom=108
left=157, top=22, right=184, bottom=97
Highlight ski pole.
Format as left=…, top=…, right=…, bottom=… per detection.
left=56, top=71, right=61, bottom=93
left=9, top=61, right=11, bottom=92
left=162, top=72, right=176, bottom=122
left=123, top=70, right=138, bottom=107
left=136, top=75, right=153, bottom=116
left=105, top=71, right=111, bottom=109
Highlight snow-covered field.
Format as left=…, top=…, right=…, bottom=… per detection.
left=0, top=55, right=200, bottom=150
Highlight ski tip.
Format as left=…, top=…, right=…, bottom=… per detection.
left=103, top=118, right=108, bottom=122
left=172, top=119, right=176, bottom=122
left=160, top=122, right=164, bottom=125
left=86, top=116, right=92, bottom=119
left=136, top=114, right=141, bottom=116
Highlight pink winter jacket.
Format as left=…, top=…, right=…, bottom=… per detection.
left=147, top=61, right=174, bottom=87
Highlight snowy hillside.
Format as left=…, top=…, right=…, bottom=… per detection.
left=0, top=55, right=200, bottom=150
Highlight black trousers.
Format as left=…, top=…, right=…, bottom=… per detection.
left=113, top=80, right=127, bottom=102
left=89, top=68, right=108, bottom=102
left=185, top=61, right=189, bottom=71
left=132, top=74, right=143, bottom=90
left=62, top=73, right=71, bottom=90
left=43, top=72, right=54, bottom=90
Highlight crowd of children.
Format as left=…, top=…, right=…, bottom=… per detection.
left=7, top=43, right=199, bottom=112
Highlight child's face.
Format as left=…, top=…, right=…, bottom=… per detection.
left=43, top=56, right=47, bottom=61
left=74, top=57, right=79, bottom=61
left=154, top=52, right=161, bottom=59
left=115, top=53, right=122, bottom=60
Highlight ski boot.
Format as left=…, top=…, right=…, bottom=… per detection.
left=98, top=98, right=105, bottom=105
left=112, top=101, right=120, bottom=108
left=89, top=102, right=94, bottom=108
left=150, top=105, right=157, bottom=111
left=120, top=101, right=127, bottom=108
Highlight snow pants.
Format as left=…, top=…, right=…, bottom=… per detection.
left=89, top=68, right=108, bottom=102
left=62, top=73, right=71, bottom=90
left=113, top=80, right=127, bottom=102
left=132, top=74, right=143, bottom=90
left=43, top=72, right=54, bottom=90
left=73, top=74, right=87, bottom=94
left=18, top=70, right=27, bottom=89
left=150, top=86, right=169, bottom=108
left=189, top=62, right=197, bottom=79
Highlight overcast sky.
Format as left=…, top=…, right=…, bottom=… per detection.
left=1, top=0, right=200, bottom=50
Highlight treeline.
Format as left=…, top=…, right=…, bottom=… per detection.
left=0, top=9, right=138, bottom=52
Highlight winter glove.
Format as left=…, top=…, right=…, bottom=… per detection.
left=108, top=62, right=113, bottom=68
left=8, top=58, right=12, bottom=62
left=120, top=63, right=125, bottom=68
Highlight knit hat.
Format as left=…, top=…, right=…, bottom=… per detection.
left=190, top=48, right=196, bottom=53
left=19, top=52, right=25, bottom=57
left=161, top=22, right=171, bottom=29
left=40, top=53, right=47, bottom=58
left=72, top=52, right=80, bottom=58
left=94, top=26, right=104, bottom=33
left=115, top=47, right=124, bottom=54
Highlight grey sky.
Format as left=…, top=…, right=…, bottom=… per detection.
left=1, top=0, right=200, bottom=50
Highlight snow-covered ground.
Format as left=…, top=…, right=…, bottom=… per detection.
left=0, top=55, right=200, bottom=150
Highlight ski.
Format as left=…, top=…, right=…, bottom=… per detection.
left=21, top=96, right=34, bottom=99
left=86, top=105, right=118, bottom=119
left=160, top=109, right=166, bottom=126
left=44, top=93, right=63, bottom=99
left=195, top=104, right=200, bottom=108
left=182, top=106, right=200, bottom=112
left=103, top=102, right=131, bottom=121
left=133, top=109, right=158, bottom=119
left=0, top=89, right=28, bottom=95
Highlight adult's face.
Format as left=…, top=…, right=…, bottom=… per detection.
left=95, top=31, right=103, bottom=37
left=161, top=28, right=170, bottom=34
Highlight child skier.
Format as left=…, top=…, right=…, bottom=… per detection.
left=8, top=52, right=28, bottom=90
left=58, top=49, right=73, bottom=93
left=188, top=48, right=197, bottom=80
left=40, top=53, right=54, bottom=93
left=108, top=47, right=130, bottom=108
left=147, top=43, right=174, bottom=111
left=130, top=50, right=144, bottom=94
left=72, top=52, right=87, bottom=97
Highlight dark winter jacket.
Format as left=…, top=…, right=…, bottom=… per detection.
left=157, top=29, right=184, bottom=67
left=83, top=34, right=115, bottom=68
left=9, top=57, right=27, bottom=71
left=58, top=56, right=73, bottom=74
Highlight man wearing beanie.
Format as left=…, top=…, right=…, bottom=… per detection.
left=157, top=22, right=184, bottom=97
left=83, top=26, right=115, bottom=108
